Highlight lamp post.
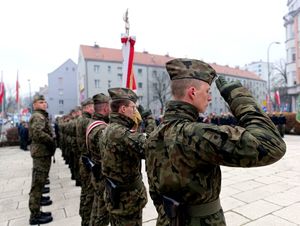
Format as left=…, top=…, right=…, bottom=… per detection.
left=267, top=41, right=280, bottom=112
left=28, top=79, right=31, bottom=112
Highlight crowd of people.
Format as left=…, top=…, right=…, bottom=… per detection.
left=27, top=58, right=286, bottom=226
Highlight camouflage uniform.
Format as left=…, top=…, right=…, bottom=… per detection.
left=28, top=95, right=55, bottom=220
left=76, top=98, right=94, bottom=226
left=101, top=88, right=155, bottom=226
left=145, top=59, right=286, bottom=226
left=87, top=94, right=110, bottom=226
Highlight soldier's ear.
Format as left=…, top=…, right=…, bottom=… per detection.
left=187, top=87, right=196, bottom=99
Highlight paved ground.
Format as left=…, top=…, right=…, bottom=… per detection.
left=0, top=135, right=299, bottom=226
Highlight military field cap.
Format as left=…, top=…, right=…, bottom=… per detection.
left=33, top=94, right=45, bottom=103
left=75, top=106, right=82, bottom=111
left=108, top=87, right=138, bottom=103
left=81, top=97, right=94, bottom=107
left=166, top=58, right=217, bottom=85
left=92, top=93, right=110, bottom=104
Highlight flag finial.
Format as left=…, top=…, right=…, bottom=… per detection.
left=123, top=9, right=130, bottom=36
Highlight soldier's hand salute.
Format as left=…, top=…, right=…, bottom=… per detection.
left=144, top=58, right=286, bottom=226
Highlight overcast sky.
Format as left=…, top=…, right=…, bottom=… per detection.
left=0, top=0, right=288, bottom=96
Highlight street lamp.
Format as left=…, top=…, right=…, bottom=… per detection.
left=28, top=79, right=31, bottom=112
left=267, top=41, right=280, bottom=112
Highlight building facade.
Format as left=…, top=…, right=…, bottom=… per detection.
left=77, top=44, right=266, bottom=117
left=47, top=59, right=77, bottom=120
left=284, top=0, right=300, bottom=111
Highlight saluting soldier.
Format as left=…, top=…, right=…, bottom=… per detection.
left=28, top=95, right=56, bottom=225
left=145, top=58, right=286, bottom=226
left=101, top=87, right=156, bottom=226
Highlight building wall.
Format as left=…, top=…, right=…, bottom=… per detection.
left=47, top=59, right=77, bottom=120
left=284, top=0, right=300, bottom=111
left=77, top=46, right=267, bottom=117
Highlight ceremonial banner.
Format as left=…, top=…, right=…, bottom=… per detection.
left=121, top=34, right=137, bottom=91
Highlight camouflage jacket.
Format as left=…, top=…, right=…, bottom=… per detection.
left=145, top=90, right=286, bottom=207
left=101, top=112, right=150, bottom=215
left=29, top=109, right=55, bottom=158
left=101, top=112, right=147, bottom=184
left=87, top=113, right=109, bottom=164
left=76, top=111, right=92, bottom=156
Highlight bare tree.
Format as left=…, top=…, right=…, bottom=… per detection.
left=274, top=58, right=287, bottom=85
left=273, top=58, right=291, bottom=111
left=150, top=71, right=171, bottom=114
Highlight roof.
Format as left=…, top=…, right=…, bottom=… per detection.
left=80, top=45, right=262, bottom=81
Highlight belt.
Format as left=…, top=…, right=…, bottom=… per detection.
left=187, top=198, right=221, bottom=217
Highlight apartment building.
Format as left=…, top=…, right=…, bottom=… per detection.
left=77, top=44, right=266, bottom=117
left=47, top=59, right=77, bottom=120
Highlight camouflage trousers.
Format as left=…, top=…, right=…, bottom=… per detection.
left=155, top=204, right=169, bottom=226
left=185, top=209, right=226, bottom=226
left=29, top=156, right=51, bottom=217
left=110, top=209, right=142, bottom=226
left=89, top=175, right=109, bottom=226
left=79, top=160, right=94, bottom=226
left=104, top=181, right=147, bottom=226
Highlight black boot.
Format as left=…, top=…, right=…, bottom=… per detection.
left=29, top=214, right=53, bottom=225
left=40, top=199, right=52, bottom=206
left=45, top=178, right=50, bottom=185
left=40, top=211, right=52, bottom=217
left=42, top=187, right=50, bottom=194
left=41, top=196, right=50, bottom=202
left=75, top=180, right=81, bottom=187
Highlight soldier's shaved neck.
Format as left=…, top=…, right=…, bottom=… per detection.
left=171, top=79, right=202, bottom=99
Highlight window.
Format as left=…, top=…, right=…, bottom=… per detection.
left=95, top=79, right=100, bottom=88
left=59, top=100, right=64, bottom=105
left=59, top=111, right=64, bottom=114
left=117, top=73, right=122, bottom=80
left=72, top=67, right=75, bottom=71
left=108, top=80, right=111, bottom=88
left=117, top=66, right=122, bottom=70
left=153, top=70, right=157, bottom=76
left=94, top=65, right=100, bottom=73
left=138, top=82, right=143, bottom=88
left=58, top=77, right=63, bottom=85
left=108, top=66, right=111, bottom=72
left=66, top=67, right=69, bottom=71
left=138, top=68, right=143, bottom=74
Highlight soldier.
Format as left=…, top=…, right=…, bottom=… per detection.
left=144, top=58, right=286, bottom=226
left=76, top=98, right=94, bottom=226
left=28, top=95, right=56, bottom=225
left=86, top=93, right=110, bottom=226
left=101, top=87, right=155, bottom=226
left=278, top=113, right=286, bottom=138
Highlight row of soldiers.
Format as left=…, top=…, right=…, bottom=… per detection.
left=57, top=89, right=156, bottom=226
left=52, top=58, right=286, bottom=226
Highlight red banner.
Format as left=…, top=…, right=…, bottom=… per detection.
left=121, top=35, right=137, bottom=91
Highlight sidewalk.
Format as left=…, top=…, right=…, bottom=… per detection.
left=0, top=135, right=299, bottom=226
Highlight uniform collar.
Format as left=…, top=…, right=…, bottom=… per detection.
left=164, top=100, right=199, bottom=122
left=109, top=112, right=135, bottom=129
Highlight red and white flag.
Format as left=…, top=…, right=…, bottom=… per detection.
left=16, top=72, right=20, bottom=103
left=0, top=73, right=4, bottom=105
left=121, top=34, right=137, bottom=91
left=275, top=90, right=281, bottom=106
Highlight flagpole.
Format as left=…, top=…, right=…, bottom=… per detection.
left=17, top=70, right=20, bottom=124
left=0, top=71, right=4, bottom=142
